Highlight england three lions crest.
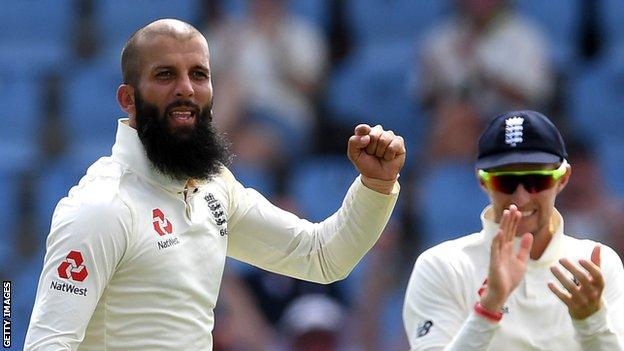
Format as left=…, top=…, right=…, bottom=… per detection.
left=504, top=116, right=524, bottom=147
left=204, top=193, right=228, bottom=236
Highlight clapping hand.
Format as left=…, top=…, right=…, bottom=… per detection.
left=480, top=205, right=534, bottom=313
left=548, top=245, right=604, bottom=319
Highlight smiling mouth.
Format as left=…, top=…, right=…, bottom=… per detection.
left=168, top=109, right=196, bottom=127
left=520, top=209, right=536, bottom=218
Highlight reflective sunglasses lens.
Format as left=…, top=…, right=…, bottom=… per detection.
left=521, top=174, right=556, bottom=193
left=490, top=174, right=556, bottom=194
left=490, top=175, right=521, bottom=194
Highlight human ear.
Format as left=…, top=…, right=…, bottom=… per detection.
left=117, top=84, right=136, bottom=125
left=556, top=164, right=572, bottom=193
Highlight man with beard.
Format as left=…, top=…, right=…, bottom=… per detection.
left=25, top=19, right=405, bottom=350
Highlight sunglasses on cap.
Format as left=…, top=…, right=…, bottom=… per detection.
left=478, top=160, right=568, bottom=194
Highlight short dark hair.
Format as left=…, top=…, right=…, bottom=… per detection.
left=120, top=19, right=203, bottom=87
left=120, top=31, right=142, bottom=86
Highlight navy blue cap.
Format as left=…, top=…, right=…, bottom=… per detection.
left=476, top=110, right=567, bottom=170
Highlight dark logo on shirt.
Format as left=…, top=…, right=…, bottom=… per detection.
left=205, top=193, right=228, bottom=236
left=417, top=320, right=434, bottom=337
left=50, top=280, right=88, bottom=296
left=158, top=237, right=180, bottom=250
left=57, top=250, right=88, bottom=282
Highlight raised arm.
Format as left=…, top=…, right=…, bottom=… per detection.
left=226, top=124, right=405, bottom=283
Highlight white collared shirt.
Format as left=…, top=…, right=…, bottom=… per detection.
left=403, top=206, right=624, bottom=351
left=25, top=119, right=399, bottom=350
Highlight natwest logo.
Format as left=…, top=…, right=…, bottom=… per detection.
left=57, top=250, right=88, bottom=282
left=152, top=208, right=173, bottom=236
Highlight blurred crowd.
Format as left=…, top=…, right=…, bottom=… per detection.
left=2, top=0, right=624, bottom=350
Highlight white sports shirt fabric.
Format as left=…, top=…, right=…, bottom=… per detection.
left=404, top=207, right=624, bottom=351
left=25, top=119, right=399, bottom=350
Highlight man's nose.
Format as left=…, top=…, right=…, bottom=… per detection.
left=510, top=183, right=532, bottom=206
left=175, top=75, right=194, bottom=98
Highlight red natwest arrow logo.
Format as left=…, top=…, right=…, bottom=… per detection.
left=152, top=208, right=173, bottom=236
left=57, top=250, right=88, bottom=282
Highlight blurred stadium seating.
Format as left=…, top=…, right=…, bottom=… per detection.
left=0, top=70, right=43, bottom=171
left=61, top=59, right=120, bottom=165
left=514, top=0, right=581, bottom=69
left=94, top=0, right=201, bottom=59
left=0, top=0, right=74, bottom=72
left=287, top=155, right=357, bottom=222
left=413, top=162, right=490, bottom=251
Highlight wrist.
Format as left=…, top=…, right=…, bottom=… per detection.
left=571, top=305, right=609, bottom=338
left=474, top=302, right=503, bottom=323
left=360, top=175, right=398, bottom=195
left=479, top=294, right=504, bottom=317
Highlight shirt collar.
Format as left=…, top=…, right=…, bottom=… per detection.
left=480, top=205, right=566, bottom=267
left=111, top=118, right=189, bottom=193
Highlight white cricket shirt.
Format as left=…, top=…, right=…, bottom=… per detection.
left=404, top=206, right=624, bottom=351
left=25, top=119, right=399, bottom=350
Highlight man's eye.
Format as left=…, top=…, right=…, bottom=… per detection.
left=156, top=71, right=172, bottom=78
left=193, top=71, right=208, bottom=79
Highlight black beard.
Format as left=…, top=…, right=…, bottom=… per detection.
left=134, top=92, right=231, bottom=181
